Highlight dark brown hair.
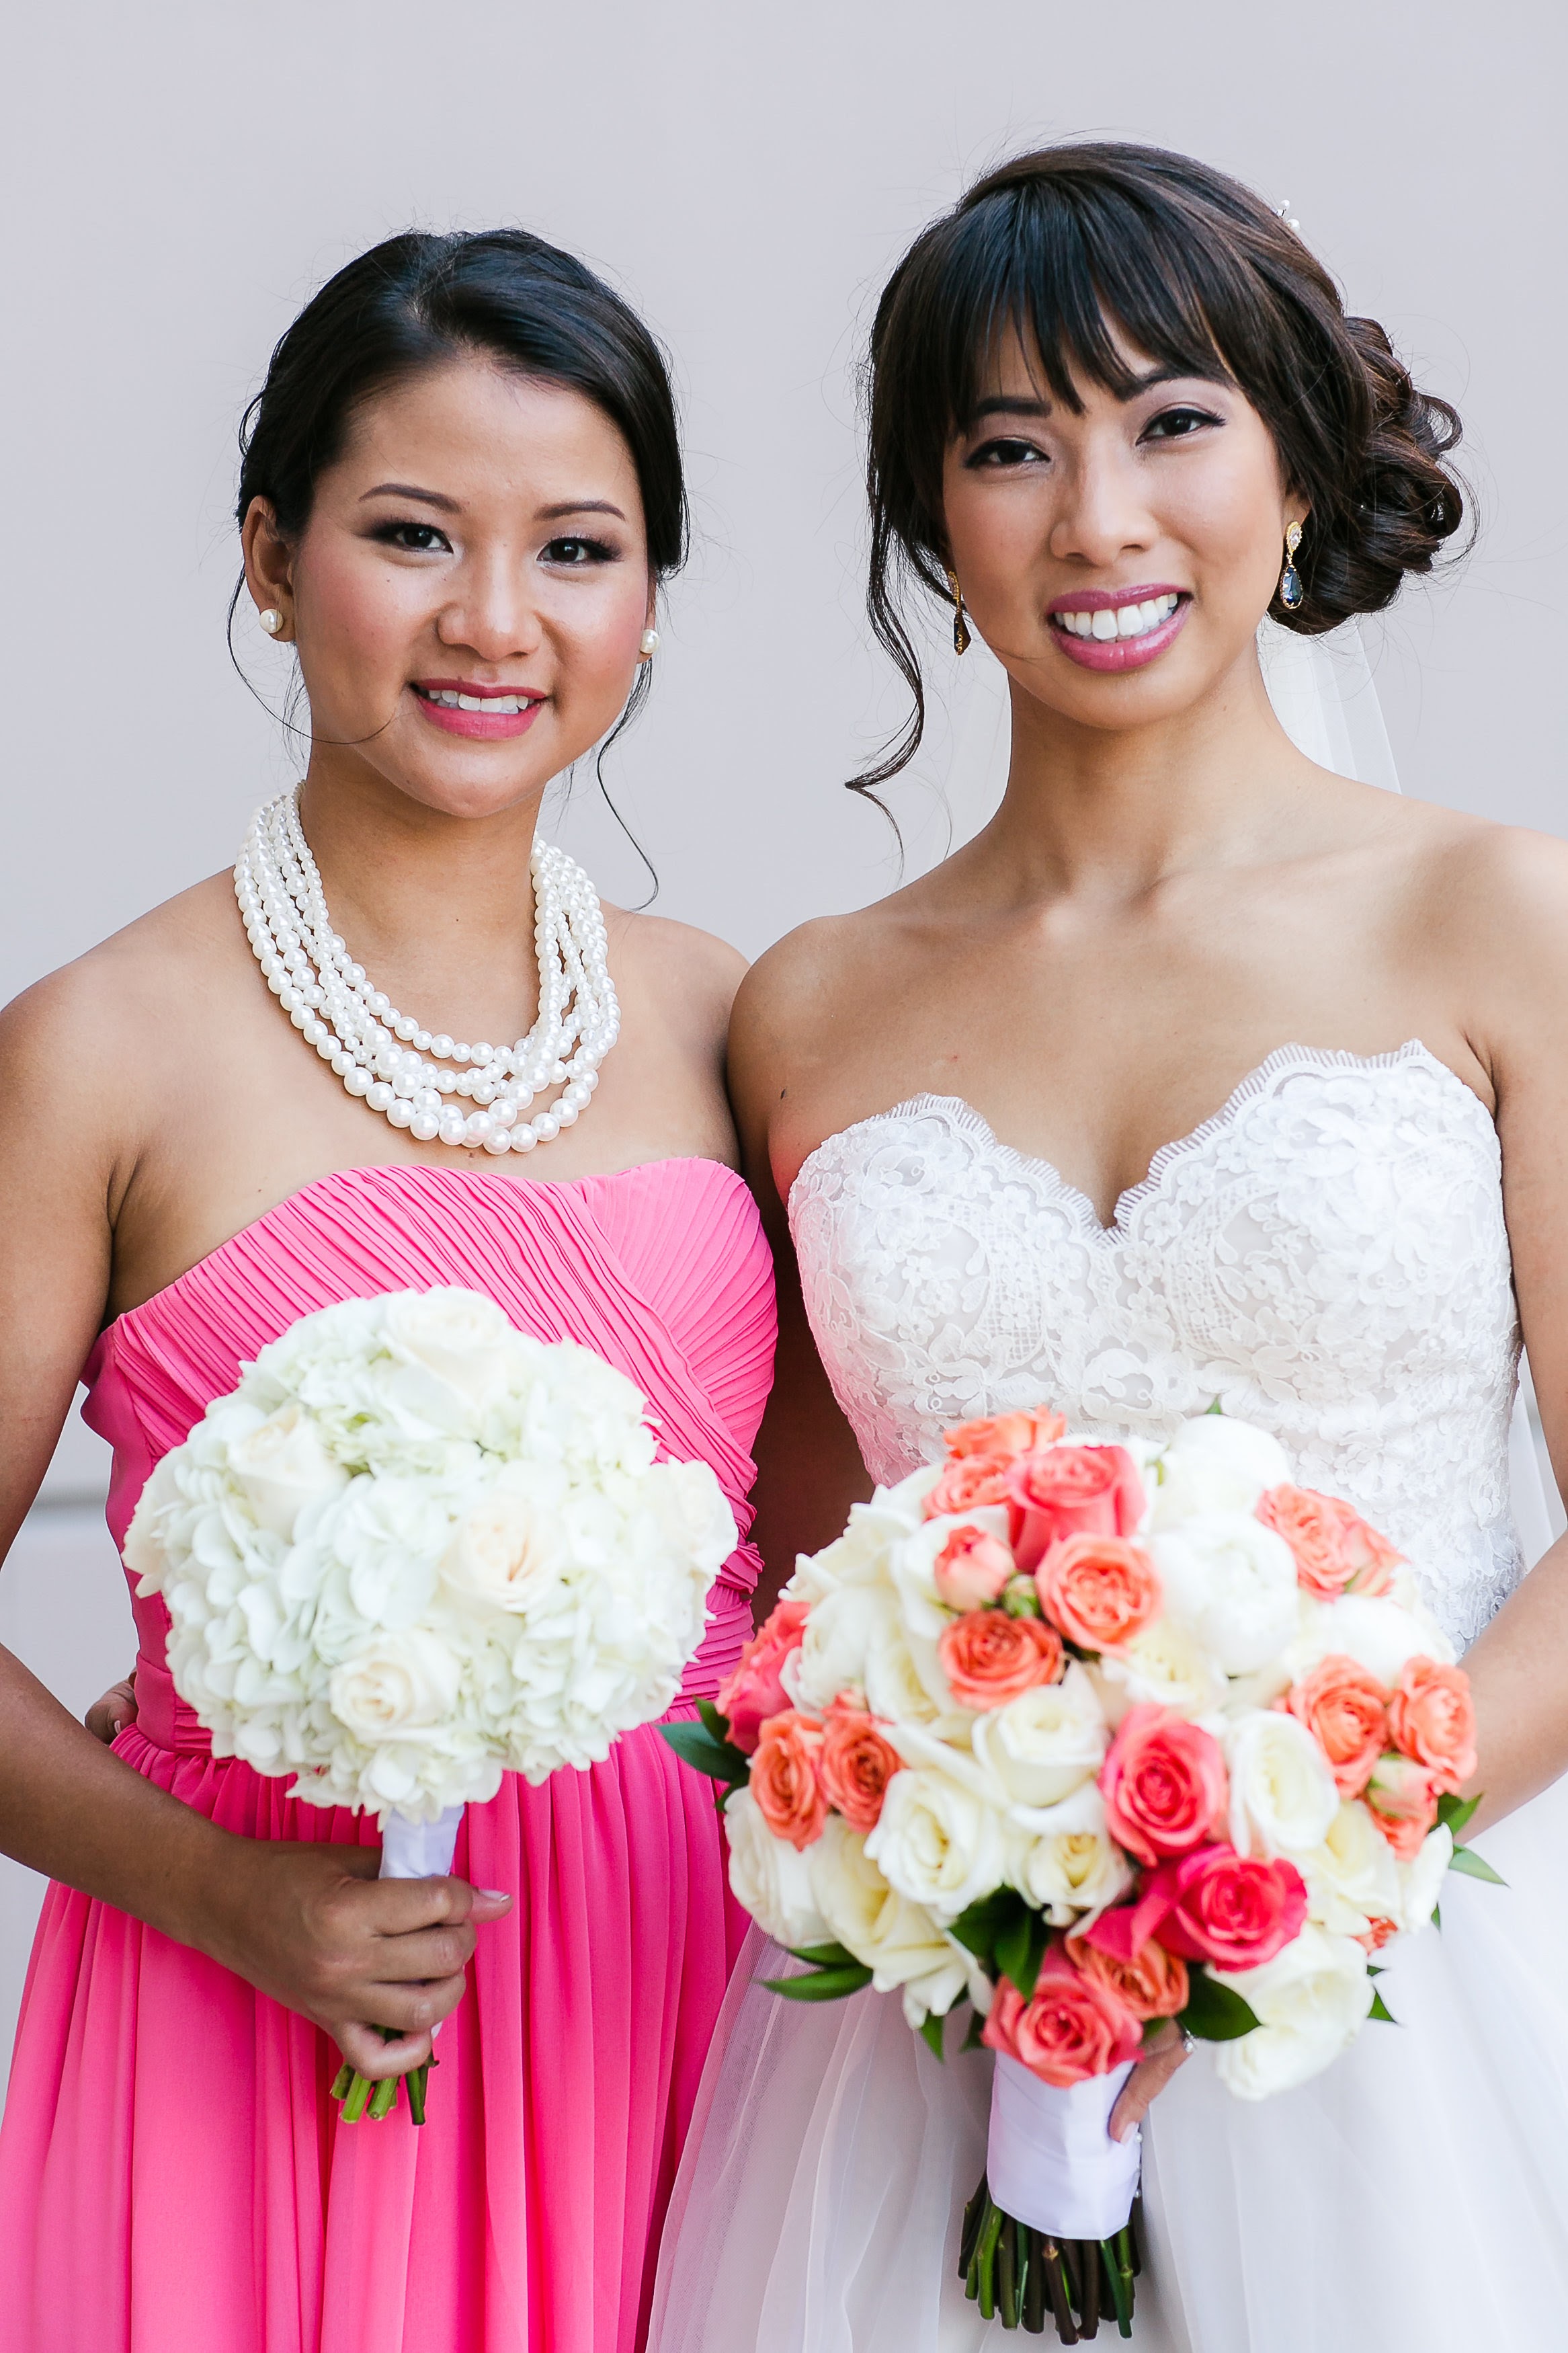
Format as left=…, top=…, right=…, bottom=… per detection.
left=858, top=141, right=1467, bottom=789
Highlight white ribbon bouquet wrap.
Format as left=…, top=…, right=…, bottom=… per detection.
left=127, top=1285, right=736, bottom=2122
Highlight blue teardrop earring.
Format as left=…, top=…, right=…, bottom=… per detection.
left=1280, top=522, right=1305, bottom=612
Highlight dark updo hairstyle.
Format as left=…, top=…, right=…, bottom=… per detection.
left=858, top=141, right=1467, bottom=789
left=232, top=227, right=688, bottom=747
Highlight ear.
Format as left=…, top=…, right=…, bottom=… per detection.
left=241, top=497, right=296, bottom=641
left=1283, top=495, right=1311, bottom=535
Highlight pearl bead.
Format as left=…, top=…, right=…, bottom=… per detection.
left=386, top=1099, right=413, bottom=1128
left=533, top=1111, right=560, bottom=1142
left=431, top=1034, right=454, bottom=1060
left=511, top=1125, right=537, bottom=1152
left=344, top=1068, right=372, bottom=1096
left=438, top=1111, right=466, bottom=1146
left=410, top=1112, right=440, bottom=1142
left=472, top=1043, right=494, bottom=1065
left=482, top=1126, right=512, bottom=1155
left=366, top=1082, right=395, bottom=1112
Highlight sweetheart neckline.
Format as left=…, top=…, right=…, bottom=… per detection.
left=104, top=1156, right=750, bottom=1343
left=786, top=1039, right=1491, bottom=1242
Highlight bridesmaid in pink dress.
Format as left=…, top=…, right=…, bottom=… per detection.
left=0, top=231, right=772, bottom=2353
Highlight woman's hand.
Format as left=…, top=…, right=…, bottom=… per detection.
left=85, top=1674, right=137, bottom=1743
left=1109, top=2020, right=1189, bottom=2141
left=196, top=1834, right=512, bottom=2079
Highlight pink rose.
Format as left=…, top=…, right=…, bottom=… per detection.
left=1387, top=1657, right=1477, bottom=1794
left=1364, top=1753, right=1441, bottom=1861
left=1099, top=1704, right=1228, bottom=1867
left=1286, top=1654, right=1391, bottom=1799
left=981, top=1946, right=1143, bottom=2087
left=938, top=1610, right=1065, bottom=1712
left=923, top=1452, right=1015, bottom=1519
left=1070, top=1933, right=1190, bottom=2022
left=1086, top=1845, right=1307, bottom=1973
left=1037, top=1533, right=1161, bottom=1652
left=817, top=1701, right=903, bottom=1834
left=750, top=1709, right=829, bottom=1850
left=933, top=1525, right=1016, bottom=1610
left=717, top=1597, right=810, bottom=1754
left=1008, top=1445, right=1145, bottom=1574
left=943, top=1408, right=1067, bottom=1462
left=1255, top=1485, right=1401, bottom=1601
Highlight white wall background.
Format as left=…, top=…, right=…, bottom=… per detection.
left=2, top=0, right=1562, bottom=2067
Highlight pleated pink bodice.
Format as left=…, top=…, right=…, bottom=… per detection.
left=0, top=1159, right=776, bottom=2353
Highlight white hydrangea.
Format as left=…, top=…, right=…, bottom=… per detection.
left=128, top=1287, right=734, bottom=1822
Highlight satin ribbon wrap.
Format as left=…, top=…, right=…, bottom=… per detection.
left=986, top=2054, right=1141, bottom=2239
left=380, top=1804, right=465, bottom=1881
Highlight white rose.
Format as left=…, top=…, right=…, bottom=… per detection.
left=382, top=1287, right=520, bottom=1402
left=643, top=1458, right=737, bottom=1579
left=1213, top=1924, right=1373, bottom=2099
left=1223, top=1708, right=1339, bottom=1860
left=329, top=1626, right=463, bottom=1743
left=970, top=1663, right=1109, bottom=1812
left=440, top=1474, right=569, bottom=1612
left=1091, top=1618, right=1228, bottom=1725
left=223, top=1400, right=349, bottom=1540
left=1283, top=1593, right=1457, bottom=1685
left=864, top=1764, right=1009, bottom=1922
left=886, top=1507, right=1013, bottom=1642
left=795, top=1586, right=929, bottom=1716
left=788, top=1487, right=932, bottom=1604
left=725, top=1787, right=830, bottom=1948
left=1150, top=1416, right=1291, bottom=1527
left=1300, top=1798, right=1403, bottom=1938
left=809, top=1814, right=970, bottom=2013
left=1393, top=1822, right=1453, bottom=1938
left=1010, top=1781, right=1132, bottom=1923
left=1151, top=1514, right=1299, bottom=1675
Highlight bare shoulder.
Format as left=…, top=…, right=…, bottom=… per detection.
left=604, top=905, right=747, bottom=1051
left=0, top=872, right=236, bottom=1086
left=731, top=904, right=903, bottom=1063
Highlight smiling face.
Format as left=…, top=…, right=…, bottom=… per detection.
left=940, top=330, right=1305, bottom=733
left=241, top=357, right=655, bottom=819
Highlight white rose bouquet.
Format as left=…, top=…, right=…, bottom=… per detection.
left=667, top=1404, right=1497, bottom=2341
left=128, top=1286, right=735, bottom=2122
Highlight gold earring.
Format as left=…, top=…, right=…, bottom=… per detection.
left=946, top=568, right=971, bottom=657
left=1280, top=523, right=1304, bottom=612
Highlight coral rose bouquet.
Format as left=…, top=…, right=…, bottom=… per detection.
left=667, top=1404, right=1497, bottom=2341
left=127, top=1287, right=735, bottom=2123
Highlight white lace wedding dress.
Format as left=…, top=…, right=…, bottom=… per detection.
left=651, top=1043, right=1568, bottom=2353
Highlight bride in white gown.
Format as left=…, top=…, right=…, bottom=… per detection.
left=653, top=143, right=1568, bottom=2351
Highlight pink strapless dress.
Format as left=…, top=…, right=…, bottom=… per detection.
left=0, top=1160, right=774, bottom=2353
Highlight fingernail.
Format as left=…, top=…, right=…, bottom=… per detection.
left=478, top=1889, right=509, bottom=1901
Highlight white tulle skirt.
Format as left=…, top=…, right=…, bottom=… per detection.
left=650, top=1773, right=1568, bottom=2353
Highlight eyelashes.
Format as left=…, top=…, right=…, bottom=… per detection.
left=962, top=407, right=1227, bottom=470
left=366, top=522, right=622, bottom=566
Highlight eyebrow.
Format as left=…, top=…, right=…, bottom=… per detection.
left=357, top=484, right=628, bottom=525
left=536, top=498, right=627, bottom=522
left=969, top=366, right=1225, bottom=424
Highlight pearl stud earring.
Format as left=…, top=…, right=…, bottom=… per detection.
left=259, top=608, right=284, bottom=637
left=639, top=628, right=659, bottom=657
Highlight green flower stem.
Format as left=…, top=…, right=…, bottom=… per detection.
left=975, top=2202, right=1004, bottom=2321
left=407, top=2063, right=429, bottom=2127
left=329, top=2064, right=353, bottom=2102
left=339, top=2069, right=374, bottom=2124
left=366, top=2074, right=401, bottom=2122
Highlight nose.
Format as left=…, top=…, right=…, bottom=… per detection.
left=1048, top=437, right=1156, bottom=572
left=436, top=545, right=542, bottom=662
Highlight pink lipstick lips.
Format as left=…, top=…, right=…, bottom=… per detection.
left=1046, top=585, right=1190, bottom=674
left=413, top=679, right=544, bottom=740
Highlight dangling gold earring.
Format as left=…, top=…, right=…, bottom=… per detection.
left=1280, top=522, right=1305, bottom=612
left=946, top=568, right=971, bottom=656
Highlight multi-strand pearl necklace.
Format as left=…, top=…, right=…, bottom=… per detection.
left=234, top=787, right=619, bottom=1155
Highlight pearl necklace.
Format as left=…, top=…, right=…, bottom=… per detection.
left=234, top=787, right=619, bottom=1155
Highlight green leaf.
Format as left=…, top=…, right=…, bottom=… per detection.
left=1436, top=1790, right=1481, bottom=1838
left=995, top=1905, right=1050, bottom=2001
left=962, top=2005, right=987, bottom=2052
left=1205, top=1396, right=1225, bottom=1415
left=1179, top=1968, right=1262, bottom=2042
left=949, top=1886, right=1026, bottom=1966
left=1368, top=1989, right=1399, bottom=2024
left=1447, top=1843, right=1507, bottom=1886
left=760, top=1962, right=873, bottom=2001
left=658, top=1720, right=750, bottom=1788
left=783, top=1942, right=859, bottom=1968
left=919, top=2009, right=948, bottom=2061
left=1431, top=1900, right=1442, bottom=1931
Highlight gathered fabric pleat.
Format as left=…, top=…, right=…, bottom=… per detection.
left=0, top=1160, right=772, bottom=2353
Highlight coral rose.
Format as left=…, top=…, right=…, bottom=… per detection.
left=938, top=1611, right=1064, bottom=1712
left=1099, top=1704, right=1228, bottom=1867
left=923, top=1452, right=1015, bottom=1518
left=1256, top=1485, right=1401, bottom=1601
left=1038, top=1533, right=1161, bottom=1652
left=718, top=1597, right=811, bottom=1754
left=1008, top=1445, right=1146, bottom=1573
left=981, top=1946, right=1143, bottom=2087
left=750, top=1709, right=829, bottom=1851
left=1087, top=1845, right=1308, bottom=1973
left=1387, top=1657, right=1477, bottom=1794
left=933, top=1525, right=1016, bottom=1611
left=1286, top=1654, right=1390, bottom=1799
left=817, top=1702, right=903, bottom=1834
left=1364, top=1753, right=1441, bottom=1861
left=1071, top=1932, right=1190, bottom=2022
left=943, top=1408, right=1067, bottom=1462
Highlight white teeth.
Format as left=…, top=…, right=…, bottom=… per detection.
left=1056, top=592, right=1179, bottom=644
left=425, top=689, right=528, bottom=713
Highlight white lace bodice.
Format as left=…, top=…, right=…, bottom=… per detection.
left=789, top=1041, right=1522, bottom=1651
